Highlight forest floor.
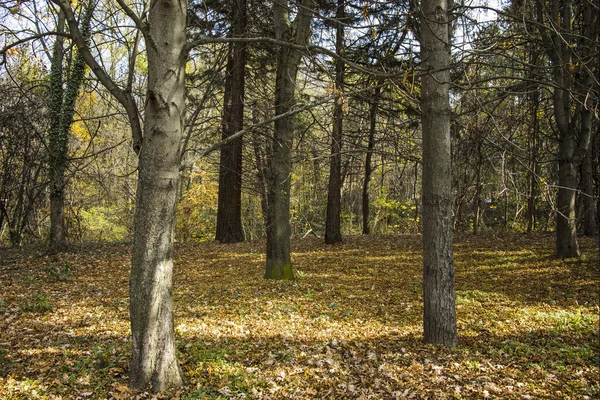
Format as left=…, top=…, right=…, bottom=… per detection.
left=0, top=232, right=598, bottom=399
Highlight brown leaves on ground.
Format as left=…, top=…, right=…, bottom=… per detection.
left=0, top=233, right=598, bottom=399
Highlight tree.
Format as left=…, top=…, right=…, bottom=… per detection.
left=362, top=85, right=381, bottom=235
left=264, top=0, right=314, bottom=279
left=47, top=1, right=93, bottom=252
left=0, top=79, right=47, bottom=247
left=419, top=0, right=457, bottom=345
left=50, top=0, right=186, bottom=390
left=325, top=0, right=345, bottom=244
left=580, top=145, right=598, bottom=236
left=215, top=0, right=247, bottom=243
left=535, top=0, right=598, bottom=257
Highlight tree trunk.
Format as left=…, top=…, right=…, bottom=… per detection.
left=594, top=123, right=600, bottom=236
left=362, top=86, right=380, bottom=235
left=526, top=48, right=540, bottom=233
left=419, top=0, right=457, bottom=346
left=265, top=0, right=313, bottom=280
left=536, top=0, right=596, bottom=258
left=473, top=139, right=482, bottom=235
left=325, top=0, right=345, bottom=244
left=215, top=0, right=247, bottom=243
left=251, top=107, right=269, bottom=228
left=48, top=12, right=67, bottom=252
left=129, top=0, right=186, bottom=390
left=556, top=155, right=579, bottom=257
left=48, top=3, right=93, bottom=252
left=581, top=129, right=597, bottom=237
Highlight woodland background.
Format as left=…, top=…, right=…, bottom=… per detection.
left=0, top=0, right=597, bottom=247
left=0, top=0, right=598, bottom=398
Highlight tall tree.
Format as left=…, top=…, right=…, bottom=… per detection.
left=265, top=0, right=314, bottom=279
left=128, top=1, right=187, bottom=389
left=525, top=45, right=542, bottom=233
left=419, top=0, right=457, bottom=345
left=362, top=85, right=381, bottom=235
left=325, top=0, right=345, bottom=244
left=581, top=145, right=598, bottom=236
left=215, top=0, right=247, bottom=243
left=535, top=0, right=598, bottom=257
left=47, top=2, right=93, bottom=252
left=50, top=0, right=187, bottom=390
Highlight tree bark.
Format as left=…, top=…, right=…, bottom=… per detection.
left=265, top=0, right=313, bottom=280
left=536, top=0, right=596, bottom=258
left=48, top=3, right=93, bottom=253
left=419, top=0, right=457, bottom=346
left=47, top=12, right=66, bottom=252
left=129, top=0, right=186, bottom=390
left=580, top=146, right=597, bottom=236
left=325, top=0, right=345, bottom=244
left=251, top=106, right=269, bottom=228
left=473, top=139, right=482, bottom=235
left=215, top=0, right=247, bottom=243
left=526, top=47, right=540, bottom=233
left=362, top=86, right=380, bottom=235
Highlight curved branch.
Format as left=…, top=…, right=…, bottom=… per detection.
left=49, top=0, right=143, bottom=154
left=0, top=31, right=69, bottom=61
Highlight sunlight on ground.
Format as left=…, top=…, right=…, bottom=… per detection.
left=0, top=233, right=598, bottom=399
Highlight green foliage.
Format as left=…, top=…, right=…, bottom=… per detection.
left=22, top=293, right=53, bottom=313
left=77, top=207, right=129, bottom=242
left=43, top=261, right=73, bottom=282
left=16, top=273, right=38, bottom=287
left=372, top=188, right=419, bottom=234
left=92, top=344, right=115, bottom=370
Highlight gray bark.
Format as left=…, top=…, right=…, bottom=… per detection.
left=129, top=0, right=186, bottom=390
left=419, top=0, right=457, bottom=346
left=49, top=0, right=186, bottom=391
left=265, top=0, right=313, bottom=279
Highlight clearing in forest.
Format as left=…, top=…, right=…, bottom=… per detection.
left=0, top=233, right=598, bottom=399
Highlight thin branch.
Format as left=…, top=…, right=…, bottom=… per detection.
left=179, top=94, right=336, bottom=171
left=115, top=0, right=148, bottom=37
left=186, top=36, right=402, bottom=79
left=50, top=0, right=143, bottom=155
left=0, top=31, right=69, bottom=61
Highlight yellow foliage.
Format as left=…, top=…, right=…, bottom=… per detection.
left=176, top=166, right=218, bottom=241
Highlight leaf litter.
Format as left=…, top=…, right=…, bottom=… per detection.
left=0, top=233, right=598, bottom=399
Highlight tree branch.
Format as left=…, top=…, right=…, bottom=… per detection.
left=179, top=93, right=336, bottom=171
left=0, top=31, right=69, bottom=62
left=186, top=36, right=401, bottom=79
left=49, top=0, right=144, bottom=155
